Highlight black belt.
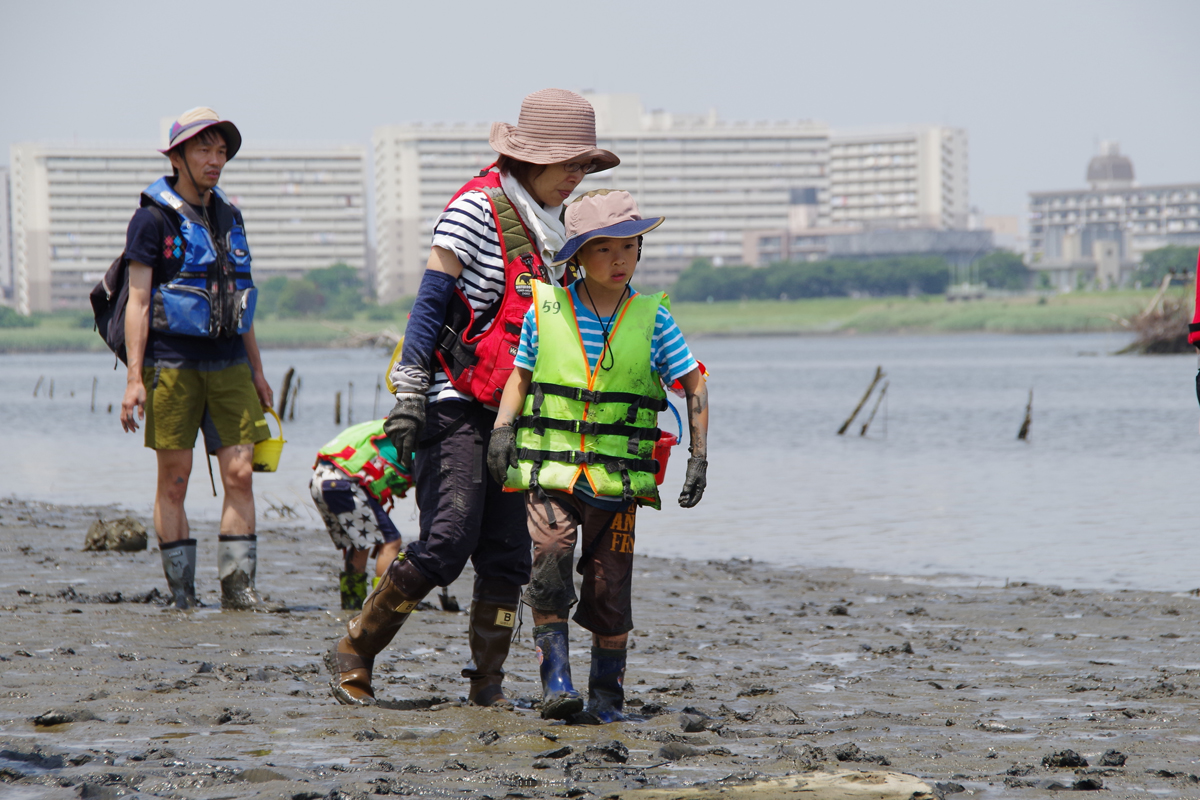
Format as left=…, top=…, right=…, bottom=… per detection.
left=531, top=381, right=667, bottom=424
left=520, top=447, right=658, bottom=502
left=517, top=447, right=658, bottom=475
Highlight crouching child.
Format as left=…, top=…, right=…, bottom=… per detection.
left=311, top=419, right=410, bottom=610
left=487, top=190, right=709, bottom=723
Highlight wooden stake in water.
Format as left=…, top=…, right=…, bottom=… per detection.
left=1017, top=389, right=1033, bottom=441
left=33, top=376, right=43, bottom=397
left=48, top=379, right=54, bottom=399
left=347, top=382, right=354, bottom=426
left=335, top=391, right=342, bottom=425
left=837, top=366, right=884, bottom=435
left=288, top=378, right=300, bottom=422
left=278, top=367, right=295, bottom=418
left=90, top=377, right=97, bottom=412
left=859, top=381, right=889, bottom=437
left=373, top=376, right=381, bottom=419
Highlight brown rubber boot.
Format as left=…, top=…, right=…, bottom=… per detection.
left=326, top=555, right=434, bottom=706
left=463, top=601, right=519, bottom=707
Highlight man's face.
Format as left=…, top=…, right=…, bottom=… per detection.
left=171, top=131, right=227, bottom=191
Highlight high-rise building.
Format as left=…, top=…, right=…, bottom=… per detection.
left=0, top=166, right=11, bottom=304
left=1028, top=143, right=1200, bottom=289
left=372, top=94, right=829, bottom=299
left=9, top=143, right=367, bottom=314
left=828, top=127, right=969, bottom=231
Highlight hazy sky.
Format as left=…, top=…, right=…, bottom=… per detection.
left=3, top=0, right=1198, bottom=219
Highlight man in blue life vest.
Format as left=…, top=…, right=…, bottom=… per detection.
left=119, top=107, right=274, bottom=611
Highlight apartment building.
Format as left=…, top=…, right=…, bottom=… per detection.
left=828, top=127, right=969, bottom=231
left=372, top=93, right=830, bottom=298
left=0, top=167, right=11, bottom=304
left=9, top=143, right=367, bottom=313
left=1028, top=143, right=1200, bottom=289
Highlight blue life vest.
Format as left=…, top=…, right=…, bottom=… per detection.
left=141, top=177, right=256, bottom=339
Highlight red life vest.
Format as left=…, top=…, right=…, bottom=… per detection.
left=434, top=168, right=577, bottom=405
left=1188, top=247, right=1200, bottom=347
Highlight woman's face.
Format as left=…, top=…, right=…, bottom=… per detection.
left=528, top=159, right=592, bottom=207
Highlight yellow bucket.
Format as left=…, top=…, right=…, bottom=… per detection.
left=252, top=407, right=286, bottom=473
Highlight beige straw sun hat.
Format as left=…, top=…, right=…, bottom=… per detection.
left=159, top=107, right=242, bottom=159
left=490, top=89, right=619, bottom=172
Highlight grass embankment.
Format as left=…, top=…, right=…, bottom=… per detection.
left=0, top=290, right=1167, bottom=353
left=0, top=315, right=405, bottom=354
left=669, top=290, right=1160, bottom=336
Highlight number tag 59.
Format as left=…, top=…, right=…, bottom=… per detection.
left=541, top=300, right=561, bottom=314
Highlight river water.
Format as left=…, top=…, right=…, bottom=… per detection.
left=3, top=331, right=1197, bottom=592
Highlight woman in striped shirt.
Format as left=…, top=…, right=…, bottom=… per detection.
left=327, top=89, right=620, bottom=710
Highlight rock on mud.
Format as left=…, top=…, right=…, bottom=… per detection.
left=1042, top=749, right=1088, bottom=768
left=84, top=517, right=147, bottom=552
left=31, top=708, right=100, bottom=726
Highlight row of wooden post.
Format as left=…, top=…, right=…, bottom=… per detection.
left=837, top=365, right=1033, bottom=441
left=277, top=367, right=385, bottom=426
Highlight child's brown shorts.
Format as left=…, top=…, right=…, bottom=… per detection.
left=522, top=488, right=637, bottom=636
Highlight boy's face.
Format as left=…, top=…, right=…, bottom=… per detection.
left=579, top=237, right=638, bottom=290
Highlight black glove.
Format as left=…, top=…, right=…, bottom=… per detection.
left=487, top=425, right=518, bottom=486
left=678, top=456, right=708, bottom=508
left=383, top=394, right=426, bottom=471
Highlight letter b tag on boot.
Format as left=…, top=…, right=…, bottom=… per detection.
left=393, top=600, right=419, bottom=614
left=495, top=608, right=516, bottom=628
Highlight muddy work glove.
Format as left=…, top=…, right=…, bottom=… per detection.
left=487, top=425, right=518, bottom=486
left=383, top=394, right=426, bottom=471
left=678, top=456, right=708, bottom=508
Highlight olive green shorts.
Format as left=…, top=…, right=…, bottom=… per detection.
left=142, top=362, right=269, bottom=453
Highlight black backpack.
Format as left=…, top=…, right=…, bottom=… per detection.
left=91, top=206, right=166, bottom=366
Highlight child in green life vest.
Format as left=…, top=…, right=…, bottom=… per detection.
left=487, top=189, right=710, bottom=724
left=311, top=419, right=412, bottom=610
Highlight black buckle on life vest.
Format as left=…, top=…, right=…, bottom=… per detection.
left=529, top=459, right=542, bottom=491
left=532, top=384, right=546, bottom=417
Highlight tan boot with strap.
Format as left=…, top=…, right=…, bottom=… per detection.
left=325, top=555, right=434, bottom=706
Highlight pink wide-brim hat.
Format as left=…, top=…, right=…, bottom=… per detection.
left=551, top=190, right=664, bottom=266
left=489, top=89, right=619, bottom=172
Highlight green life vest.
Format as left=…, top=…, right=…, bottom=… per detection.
left=509, top=281, right=669, bottom=508
left=316, top=419, right=412, bottom=506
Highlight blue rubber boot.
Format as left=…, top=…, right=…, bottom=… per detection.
left=534, top=622, right=583, bottom=720
left=585, top=646, right=627, bottom=723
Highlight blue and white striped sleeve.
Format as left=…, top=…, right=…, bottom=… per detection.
left=513, top=307, right=538, bottom=371
left=651, top=305, right=697, bottom=385
left=430, top=191, right=502, bottom=271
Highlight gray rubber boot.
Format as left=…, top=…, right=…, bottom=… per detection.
left=160, top=539, right=198, bottom=610
left=218, top=534, right=261, bottom=610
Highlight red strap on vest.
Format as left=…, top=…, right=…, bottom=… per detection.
left=1189, top=248, right=1200, bottom=347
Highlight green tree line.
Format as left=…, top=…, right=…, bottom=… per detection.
left=669, top=250, right=1039, bottom=300
left=672, top=255, right=955, bottom=301
left=1132, top=245, right=1199, bottom=286
left=256, top=263, right=408, bottom=320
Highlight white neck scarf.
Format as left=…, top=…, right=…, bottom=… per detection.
left=499, top=171, right=568, bottom=280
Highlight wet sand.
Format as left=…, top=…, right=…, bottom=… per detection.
left=2, top=497, right=1199, bottom=799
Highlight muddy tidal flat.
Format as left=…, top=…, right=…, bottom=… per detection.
left=2, top=498, right=1200, bottom=799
